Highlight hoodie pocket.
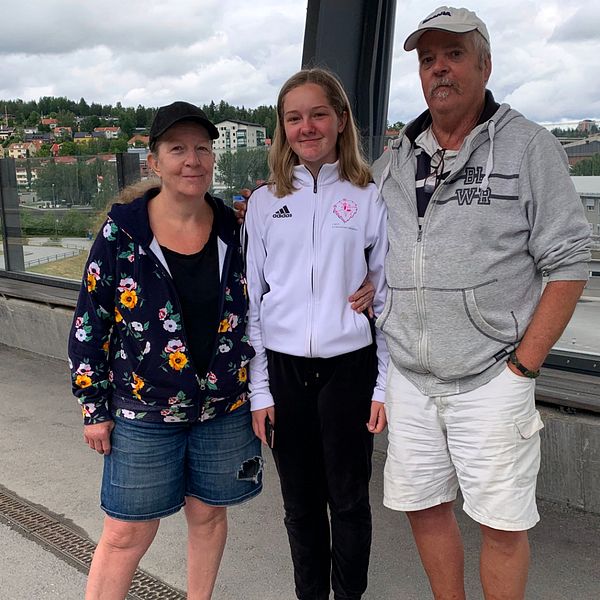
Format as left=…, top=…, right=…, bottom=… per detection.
left=376, top=287, right=427, bottom=373
left=425, top=285, right=518, bottom=380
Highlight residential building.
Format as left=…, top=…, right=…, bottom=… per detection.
left=41, top=118, right=58, bottom=129
left=563, top=135, right=600, bottom=166
left=0, top=127, right=15, bottom=140
left=94, top=126, right=122, bottom=139
left=578, top=119, right=598, bottom=134
left=127, top=134, right=149, bottom=148
left=54, top=156, right=78, bottom=165
left=24, top=132, right=54, bottom=144
left=54, top=126, right=73, bottom=138
left=211, top=119, right=268, bottom=193
left=572, top=176, right=600, bottom=237
left=213, top=120, right=266, bottom=151
left=15, top=165, right=38, bottom=189
left=7, top=142, right=37, bottom=159
left=74, top=132, right=93, bottom=144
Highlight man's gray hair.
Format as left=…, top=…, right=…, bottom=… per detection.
left=470, top=30, right=491, bottom=68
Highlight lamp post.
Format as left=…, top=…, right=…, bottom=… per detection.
left=51, top=183, right=56, bottom=208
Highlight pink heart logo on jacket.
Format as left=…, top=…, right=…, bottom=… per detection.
left=333, top=199, right=358, bottom=222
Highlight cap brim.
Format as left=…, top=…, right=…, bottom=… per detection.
left=403, top=24, right=478, bottom=51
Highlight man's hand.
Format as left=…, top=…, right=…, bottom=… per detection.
left=366, top=401, right=387, bottom=433
left=83, top=421, right=115, bottom=455
left=349, top=278, right=375, bottom=317
left=511, top=280, right=586, bottom=372
left=252, top=406, right=276, bottom=445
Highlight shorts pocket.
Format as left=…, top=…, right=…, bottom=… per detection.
left=515, top=410, right=544, bottom=440
left=503, top=364, right=537, bottom=385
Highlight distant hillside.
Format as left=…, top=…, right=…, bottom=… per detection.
left=1, top=96, right=277, bottom=138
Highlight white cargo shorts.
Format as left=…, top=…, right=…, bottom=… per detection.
left=384, top=363, right=544, bottom=531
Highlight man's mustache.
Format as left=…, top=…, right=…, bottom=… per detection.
left=429, top=79, right=459, bottom=96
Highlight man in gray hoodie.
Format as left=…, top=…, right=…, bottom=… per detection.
left=372, top=6, right=591, bottom=599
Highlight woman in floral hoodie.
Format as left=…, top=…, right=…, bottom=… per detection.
left=68, top=102, right=261, bottom=599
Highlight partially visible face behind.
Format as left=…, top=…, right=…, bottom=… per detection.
left=282, top=82, right=347, bottom=175
left=417, top=29, right=491, bottom=120
left=148, top=121, right=215, bottom=199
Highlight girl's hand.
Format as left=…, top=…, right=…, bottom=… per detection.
left=252, top=406, right=276, bottom=445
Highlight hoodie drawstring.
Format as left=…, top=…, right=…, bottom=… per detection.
left=479, top=120, right=496, bottom=192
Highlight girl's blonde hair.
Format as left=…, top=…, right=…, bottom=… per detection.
left=268, top=68, right=372, bottom=198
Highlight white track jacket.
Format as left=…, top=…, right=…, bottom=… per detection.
left=245, top=162, right=389, bottom=410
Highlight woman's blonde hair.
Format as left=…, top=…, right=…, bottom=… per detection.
left=268, top=68, right=372, bottom=198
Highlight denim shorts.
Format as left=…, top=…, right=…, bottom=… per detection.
left=101, top=403, right=263, bottom=521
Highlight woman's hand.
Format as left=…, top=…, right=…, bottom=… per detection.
left=83, top=421, right=115, bottom=455
left=349, top=278, right=375, bottom=317
left=252, top=406, right=276, bottom=445
left=366, top=402, right=387, bottom=434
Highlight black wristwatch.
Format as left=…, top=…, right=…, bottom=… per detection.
left=508, top=350, right=540, bottom=379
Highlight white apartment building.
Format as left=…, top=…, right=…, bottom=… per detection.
left=213, top=120, right=266, bottom=151
left=212, top=120, right=268, bottom=194
left=15, top=165, right=38, bottom=189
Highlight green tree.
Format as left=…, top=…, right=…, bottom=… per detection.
left=571, top=154, right=600, bottom=176
left=59, top=141, right=81, bottom=156
left=388, top=120, right=405, bottom=130
left=36, top=144, right=52, bottom=157
left=216, top=148, right=269, bottom=197
left=56, top=110, right=77, bottom=129
left=81, top=115, right=101, bottom=132
left=25, top=110, right=40, bottom=127
left=109, top=138, right=128, bottom=153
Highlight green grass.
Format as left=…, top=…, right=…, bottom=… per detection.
left=28, top=252, right=87, bottom=281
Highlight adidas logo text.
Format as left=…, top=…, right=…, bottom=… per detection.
left=273, top=205, right=293, bottom=218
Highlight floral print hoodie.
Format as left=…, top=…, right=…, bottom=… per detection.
left=68, top=188, right=254, bottom=425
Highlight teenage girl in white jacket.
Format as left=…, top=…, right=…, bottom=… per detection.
left=245, top=68, right=388, bottom=600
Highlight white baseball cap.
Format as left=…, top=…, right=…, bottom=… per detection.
left=403, top=6, right=490, bottom=51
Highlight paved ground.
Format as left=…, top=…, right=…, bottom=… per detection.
left=1, top=345, right=599, bottom=599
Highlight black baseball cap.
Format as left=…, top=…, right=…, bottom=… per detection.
left=149, top=101, right=219, bottom=145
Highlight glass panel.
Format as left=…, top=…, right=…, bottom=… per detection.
left=6, top=155, right=125, bottom=281
left=0, top=191, right=4, bottom=271
left=387, top=3, right=600, bottom=361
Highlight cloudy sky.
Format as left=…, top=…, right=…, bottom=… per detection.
left=1, top=0, right=599, bottom=126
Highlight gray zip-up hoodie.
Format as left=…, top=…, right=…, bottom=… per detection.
left=372, top=96, right=591, bottom=397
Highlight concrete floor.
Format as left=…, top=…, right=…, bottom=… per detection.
left=0, top=345, right=599, bottom=599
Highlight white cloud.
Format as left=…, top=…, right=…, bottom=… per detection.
left=0, top=0, right=598, bottom=126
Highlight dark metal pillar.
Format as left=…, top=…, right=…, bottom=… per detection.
left=0, top=158, right=26, bottom=271
left=116, top=152, right=141, bottom=191
left=302, top=0, right=397, bottom=161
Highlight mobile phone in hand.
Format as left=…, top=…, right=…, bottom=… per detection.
left=265, top=415, right=275, bottom=449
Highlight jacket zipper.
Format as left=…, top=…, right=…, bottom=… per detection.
left=205, top=243, right=234, bottom=375
left=307, top=176, right=318, bottom=356
left=414, top=179, right=451, bottom=372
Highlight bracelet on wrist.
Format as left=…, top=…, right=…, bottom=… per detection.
left=508, top=350, right=540, bottom=379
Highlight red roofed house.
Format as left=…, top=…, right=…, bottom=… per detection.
left=94, top=126, right=122, bottom=139
left=8, top=142, right=37, bottom=158
left=54, top=126, right=73, bottom=138
left=127, top=134, right=149, bottom=148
